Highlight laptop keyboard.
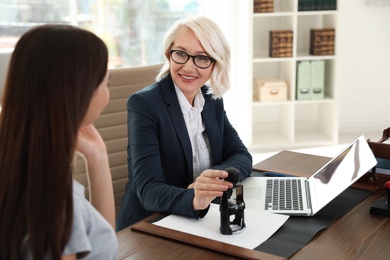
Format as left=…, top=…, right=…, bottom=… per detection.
left=265, top=179, right=304, bottom=211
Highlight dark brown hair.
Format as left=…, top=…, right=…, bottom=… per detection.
left=0, top=24, right=108, bottom=260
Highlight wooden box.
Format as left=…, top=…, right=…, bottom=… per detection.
left=310, top=28, right=335, bottom=56
left=269, top=30, right=293, bottom=57
left=254, top=0, right=274, bottom=13
left=253, top=79, right=288, bottom=102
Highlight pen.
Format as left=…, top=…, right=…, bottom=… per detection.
left=263, top=171, right=290, bottom=177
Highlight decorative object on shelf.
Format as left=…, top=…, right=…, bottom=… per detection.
left=269, top=30, right=293, bottom=57
left=253, top=79, right=288, bottom=102
left=296, top=61, right=311, bottom=100
left=298, top=0, right=337, bottom=11
left=310, top=28, right=335, bottom=56
left=254, top=0, right=274, bottom=13
left=296, top=60, right=325, bottom=100
left=311, top=60, right=325, bottom=100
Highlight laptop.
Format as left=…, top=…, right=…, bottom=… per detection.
left=242, top=135, right=377, bottom=216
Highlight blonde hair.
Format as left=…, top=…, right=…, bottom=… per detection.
left=156, top=16, right=231, bottom=99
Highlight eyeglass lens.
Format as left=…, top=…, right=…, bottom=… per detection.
left=171, top=50, right=212, bottom=69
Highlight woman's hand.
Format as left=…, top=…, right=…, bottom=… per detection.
left=76, top=124, right=115, bottom=230
left=192, top=169, right=233, bottom=211
left=76, top=124, right=107, bottom=160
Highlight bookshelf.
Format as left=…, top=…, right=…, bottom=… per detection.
left=235, top=0, right=338, bottom=152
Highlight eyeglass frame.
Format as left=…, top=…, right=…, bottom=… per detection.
left=169, top=49, right=215, bottom=69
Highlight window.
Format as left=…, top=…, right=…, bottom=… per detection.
left=0, top=0, right=242, bottom=135
left=0, top=0, right=202, bottom=68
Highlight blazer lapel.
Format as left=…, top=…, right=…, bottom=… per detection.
left=201, top=89, right=223, bottom=165
left=160, top=75, right=193, bottom=179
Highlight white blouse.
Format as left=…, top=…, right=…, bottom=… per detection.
left=174, top=85, right=212, bottom=180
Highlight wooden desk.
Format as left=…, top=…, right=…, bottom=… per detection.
left=291, top=188, right=389, bottom=260
left=117, top=185, right=389, bottom=260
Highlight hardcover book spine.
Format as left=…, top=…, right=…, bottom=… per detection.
left=330, top=0, right=337, bottom=10
left=299, top=0, right=337, bottom=11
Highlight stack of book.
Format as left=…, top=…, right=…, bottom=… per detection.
left=254, top=0, right=274, bottom=13
left=298, top=0, right=337, bottom=11
left=269, top=30, right=293, bottom=57
left=310, top=28, right=335, bottom=56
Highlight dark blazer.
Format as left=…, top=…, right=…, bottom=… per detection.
left=117, top=74, right=252, bottom=231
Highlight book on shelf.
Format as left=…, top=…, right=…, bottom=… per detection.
left=322, top=0, right=338, bottom=10
left=298, top=0, right=317, bottom=11
left=298, top=0, right=337, bottom=11
left=329, top=0, right=337, bottom=10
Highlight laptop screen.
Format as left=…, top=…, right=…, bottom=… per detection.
left=308, top=135, right=377, bottom=214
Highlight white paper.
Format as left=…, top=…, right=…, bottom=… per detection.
left=153, top=203, right=289, bottom=249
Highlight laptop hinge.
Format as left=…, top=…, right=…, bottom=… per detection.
left=305, top=180, right=312, bottom=210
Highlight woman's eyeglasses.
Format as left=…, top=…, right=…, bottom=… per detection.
left=169, top=50, right=215, bottom=69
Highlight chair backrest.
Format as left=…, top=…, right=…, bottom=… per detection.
left=73, top=63, right=163, bottom=215
left=0, top=51, right=12, bottom=100
left=368, top=127, right=390, bottom=170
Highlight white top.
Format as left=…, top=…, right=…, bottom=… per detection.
left=174, top=85, right=212, bottom=180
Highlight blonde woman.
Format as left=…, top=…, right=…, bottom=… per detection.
left=118, top=16, right=252, bottom=230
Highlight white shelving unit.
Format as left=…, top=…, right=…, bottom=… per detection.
left=236, top=0, right=339, bottom=152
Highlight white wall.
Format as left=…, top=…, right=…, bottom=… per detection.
left=337, top=0, right=390, bottom=135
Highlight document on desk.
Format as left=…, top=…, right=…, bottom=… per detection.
left=153, top=203, right=289, bottom=249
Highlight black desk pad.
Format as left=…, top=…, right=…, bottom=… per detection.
left=254, top=187, right=372, bottom=258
